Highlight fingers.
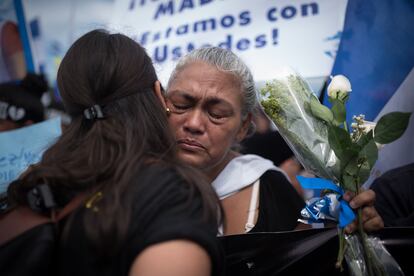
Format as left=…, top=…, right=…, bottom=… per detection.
left=342, top=189, right=383, bottom=233
left=362, top=207, right=384, bottom=232
left=345, top=221, right=357, bottom=234
left=344, top=206, right=384, bottom=233
left=361, top=205, right=377, bottom=222
left=349, top=189, right=375, bottom=209
left=363, top=215, right=384, bottom=232
left=343, top=191, right=355, bottom=202
left=343, top=190, right=384, bottom=234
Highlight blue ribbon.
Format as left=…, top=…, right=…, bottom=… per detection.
left=297, top=176, right=356, bottom=228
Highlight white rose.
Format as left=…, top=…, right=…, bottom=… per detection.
left=327, top=75, right=352, bottom=99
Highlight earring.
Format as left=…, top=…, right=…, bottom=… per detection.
left=166, top=108, right=171, bottom=116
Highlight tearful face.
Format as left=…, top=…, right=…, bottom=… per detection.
left=166, top=62, right=249, bottom=178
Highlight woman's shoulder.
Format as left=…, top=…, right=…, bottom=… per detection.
left=260, top=169, right=290, bottom=183
left=259, top=169, right=304, bottom=205
left=126, top=164, right=199, bottom=213
left=126, top=164, right=223, bottom=275
left=133, top=163, right=189, bottom=191
left=249, top=168, right=304, bottom=232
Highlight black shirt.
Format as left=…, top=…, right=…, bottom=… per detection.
left=241, top=131, right=294, bottom=166
left=371, top=163, right=414, bottom=227
left=251, top=170, right=305, bottom=233
left=58, top=165, right=223, bottom=275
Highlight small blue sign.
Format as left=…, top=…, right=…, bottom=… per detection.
left=0, top=117, right=61, bottom=193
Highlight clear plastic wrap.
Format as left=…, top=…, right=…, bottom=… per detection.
left=260, top=69, right=340, bottom=181
left=345, top=235, right=405, bottom=276
left=260, top=69, right=405, bottom=275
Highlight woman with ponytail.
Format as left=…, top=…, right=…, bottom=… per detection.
left=6, top=29, right=223, bottom=276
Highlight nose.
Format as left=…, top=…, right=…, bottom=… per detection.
left=183, top=109, right=206, bottom=135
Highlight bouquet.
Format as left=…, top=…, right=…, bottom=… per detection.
left=260, top=69, right=411, bottom=275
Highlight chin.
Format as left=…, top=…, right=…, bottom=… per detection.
left=177, top=151, right=207, bottom=169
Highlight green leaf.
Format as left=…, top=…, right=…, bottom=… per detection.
left=358, top=161, right=371, bottom=185
left=357, top=130, right=374, bottom=147
left=374, top=112, right=411, bottom=144
left=359, top=139, right=378, bottom=168
left=342, top=156, right=360, bottom=191
left=339, top=147, right=360, bottom=171
left=331, top=99, right=346, bottom=125
left=342, top=174, right=357, bottom=192
left=344, top=157, right=359, bottom=176
left=328, top=126, right=353, bottom=160
left=309, top=95, right=333, bottom=123
left=343, top=157, right=370, bottom=189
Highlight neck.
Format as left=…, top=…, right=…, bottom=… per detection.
left=205, top=151, right=239, bottom=183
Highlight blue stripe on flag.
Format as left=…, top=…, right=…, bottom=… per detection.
left=326, top=0, right=414, bottom=121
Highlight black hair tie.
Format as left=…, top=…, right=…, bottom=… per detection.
left=83, top=104, right=105, bottom=120
left=27, top=183, right=57, bottom=213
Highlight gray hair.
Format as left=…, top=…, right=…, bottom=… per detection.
left=167, top=47, right=258, bottom=118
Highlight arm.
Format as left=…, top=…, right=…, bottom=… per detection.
left=371, top=166, right=414, bottom=227
left=129, top=240, right=211, bottom=276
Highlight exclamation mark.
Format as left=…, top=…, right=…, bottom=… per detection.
left=272, top=28, right=278, bottom=45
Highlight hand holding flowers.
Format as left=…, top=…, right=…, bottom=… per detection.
left=343, top=190, right=384, bottom=234
left=261, top=70, right=411, bottom=275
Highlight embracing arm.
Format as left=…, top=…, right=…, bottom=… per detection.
left=129, top=240, right=211, bottom=276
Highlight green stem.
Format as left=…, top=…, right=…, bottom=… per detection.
left=336, top=228, right=346, bottom=270
left=358, top=207, right=375, bottom=275
left=356, top=177, right=375, bottom=276
left=343, top=121, right=348, bottom=132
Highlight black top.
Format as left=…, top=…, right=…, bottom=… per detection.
left=250, top=170, right=305, bottom=233
left=241, top=131, right=294, bottom=166
left=371, top=163, right=414, bottom=227
left=57, top=165, right=223, bottom=275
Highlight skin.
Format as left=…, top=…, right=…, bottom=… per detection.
left=344, top=190, right=384, bottom=233
left=280, top=158, right=303, bottom=196
left=0, top=119, right=20, bottom=132
left=161, top=62, right=383, bottom=235
left=0, top=119, right=32, bottom=132
left=129, top=240, right=211, bottom=276
left=165, top=62, right=250, bottom=182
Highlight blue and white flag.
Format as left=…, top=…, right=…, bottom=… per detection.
left=328, top=0, right=414, bottom=122
left=328, top=0, right=414, bottom=183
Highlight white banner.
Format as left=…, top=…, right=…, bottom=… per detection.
left=110, top=0, right=348, bottom=84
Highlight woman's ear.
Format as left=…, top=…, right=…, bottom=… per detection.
left=236, top=113, right=252, bottom=142
left=154, top=80, right=167, bottom=109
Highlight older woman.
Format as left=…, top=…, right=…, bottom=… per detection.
left=164, top=47, right=383, bottom=235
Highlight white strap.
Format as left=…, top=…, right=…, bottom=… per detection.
left=245, top=179, right=260, bottom=232
left=212, top=154, right=288, bottom=200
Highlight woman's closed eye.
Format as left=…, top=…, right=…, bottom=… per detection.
left=171, top=103, right=192, bottom=113
left=209, top=111, right=224, bottom=119
left=208, top=109, right=231, bottom=122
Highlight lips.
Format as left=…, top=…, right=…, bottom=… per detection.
left=177, top=138, right=206, bottom=152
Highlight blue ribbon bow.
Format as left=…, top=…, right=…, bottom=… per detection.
left=297, top=176, right=356, bottom=228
